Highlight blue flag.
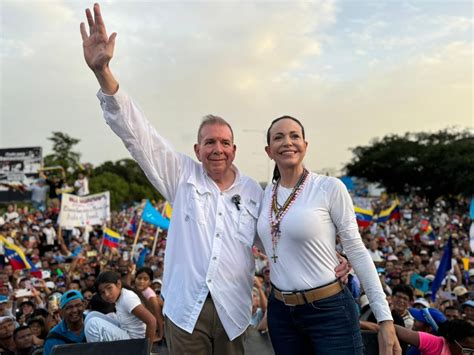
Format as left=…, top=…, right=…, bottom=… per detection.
left=431, top=236, right=452, bottom=301
left=470, top=197, right=474, bottom=219
left=136, top=248, right=150, bottom=268
left=142, top=200, right=170, bottom=229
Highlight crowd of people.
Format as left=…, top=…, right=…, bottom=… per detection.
left=0, top=3, right=472, bottom=355
left=0, top=186, right=473, bottom=354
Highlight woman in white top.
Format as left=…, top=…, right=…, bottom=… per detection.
left=256, top=116, right=400, bottom=354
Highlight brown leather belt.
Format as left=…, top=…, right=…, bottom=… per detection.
left=272, top=280, right=343, bottom=306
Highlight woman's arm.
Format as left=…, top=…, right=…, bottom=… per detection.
left=131, top=304, right=157, bottom=341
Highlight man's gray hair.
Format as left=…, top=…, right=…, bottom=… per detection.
left=197, top=114, right=234, bottom=143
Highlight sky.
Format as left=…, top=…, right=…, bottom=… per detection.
left=1, top=0, right=472, bottom=183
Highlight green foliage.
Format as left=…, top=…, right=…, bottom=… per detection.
left=92, top=159, right=163, bottom=208
left=44, top=132, right=81, bottom=173
left=89, top=172, right=129, bottom=210
left=345, top=128, right=474, bottom=201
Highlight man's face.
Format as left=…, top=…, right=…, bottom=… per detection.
left=464, top=306, right=474, bottom=322
left=15, top=328, right=33, bottom=350
left=392, top=292, right=410, bottom=314
left=0, top=319, right=15, bottom=339
left=194, top=123, right=236, bottom=179
left=444, top=308, right=461, bottom=321
left=61, top=299, right=85, bottom=324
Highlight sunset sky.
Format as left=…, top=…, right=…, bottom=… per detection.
left=1, top=1, right=472, bottom=183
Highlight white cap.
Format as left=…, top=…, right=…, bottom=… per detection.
left=0, top=316, right=15, bottom=324
left=413, top=298, right=430, bottom=308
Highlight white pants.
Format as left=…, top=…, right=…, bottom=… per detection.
left=84, top=311, right=131, bottom=342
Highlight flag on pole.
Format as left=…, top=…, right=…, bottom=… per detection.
left=376, top=200, right=400, bottom=223
left=431, top=236, right=453, bottom=301
left=103, top=228, right=121, bottom=248
left=142, top=200, right=170, bottom=229
left=0, top=235, right=42, bottom=277
left=354, top=206, right=373, bottom=228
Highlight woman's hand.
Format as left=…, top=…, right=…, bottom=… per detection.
left=378, top=320, right=402, bottom=355
left=334, top=252, right=351, bottom=284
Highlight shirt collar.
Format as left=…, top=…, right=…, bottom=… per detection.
left=187, top=164, right=241, bottom=194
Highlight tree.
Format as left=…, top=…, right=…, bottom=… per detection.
left=92, top=159, right=163, bottom=207
left=345, top=128, right=474, bottom=201
left=43, top=132, right=81, bottom=173
left=89, top=172, right=130, bottom=210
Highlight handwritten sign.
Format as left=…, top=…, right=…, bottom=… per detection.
left=59, top=192, right=110, bottom=228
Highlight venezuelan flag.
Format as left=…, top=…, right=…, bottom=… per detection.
left=354, top=206, right=373, bottom=228
left=376, top=201, right=400, bottom=223
left=0, top=235, right=42, bottom=277
left=103, top=228, right=121, bottom=248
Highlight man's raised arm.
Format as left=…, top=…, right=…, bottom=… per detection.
left=80, top=3, right=119, bottom=95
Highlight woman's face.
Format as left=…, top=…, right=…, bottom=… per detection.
left=135, top=272, right=151, bottom=291
left=265, top=118, right=307, bottom=171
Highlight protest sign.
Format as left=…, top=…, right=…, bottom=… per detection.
left=59, top=192, right=110, bottom=227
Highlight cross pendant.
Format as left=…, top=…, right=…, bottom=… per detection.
left=271, top=254, right=278, bottom=263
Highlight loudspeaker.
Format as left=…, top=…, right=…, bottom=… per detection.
left=51, top=338, right=151, bottom=355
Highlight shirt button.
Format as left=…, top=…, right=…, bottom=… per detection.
left=216, top=233, right=220, bottom=238
left=198, top=300, right=203, bottom=304
left=212, top=257, right=217, bottom=260
left=208, top=279, right=212, bottom=283
left=218, top=212, right=222, bottom=216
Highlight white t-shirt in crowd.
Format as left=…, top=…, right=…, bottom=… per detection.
left=116, top=288, right=146, bottom=339
left=42, top=227, right=56, bottom=245
left=74, top=177, right=89, bottom=196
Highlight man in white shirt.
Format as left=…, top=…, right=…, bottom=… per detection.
left=74, top=173, right=89, bottom=196
left=80, top=4, right=347, bottom=354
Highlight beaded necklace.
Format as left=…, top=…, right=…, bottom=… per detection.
left=268, top=168, right=309, bottom=263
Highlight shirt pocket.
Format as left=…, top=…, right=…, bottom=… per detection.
left=234, top=202, right=258, bottom=247
left=184, top=189, right=209, bottom=225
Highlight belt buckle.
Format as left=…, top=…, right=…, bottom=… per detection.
left=281, top=291, right=297, bottom=306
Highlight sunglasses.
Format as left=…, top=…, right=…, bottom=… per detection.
left=455, top=340, right=474, bottom=354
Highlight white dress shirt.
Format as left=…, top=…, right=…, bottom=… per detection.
left=97, top=89, right=263, bottom=340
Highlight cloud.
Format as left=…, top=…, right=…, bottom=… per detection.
left=0, top=0, right=471, bottom=182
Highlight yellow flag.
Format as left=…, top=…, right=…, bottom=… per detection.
left=165, top=202, right=173, bottom=219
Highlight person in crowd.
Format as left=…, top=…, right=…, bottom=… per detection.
left=13, top=325, right=39, bottom=355
left=256, top=116, right=400, bottom=354
left=84, top=271, right=156, bottom=342
left=133, top=267, right=164, bottom=341
left=0, top=316, right=16, bottom=354
left=392, top=284, right=415, bottom=329
left=249, top=277, right=268, bottom=332
left=406, top=308, right=447, bottom=355
left=394, top=319, right=474, bottom=355
left=74, top=173, right=89, bottom=196
left=43, top=290, right=86, bottom=355
left=79, top=4, right=348, bottom=354
left=444, top=306, right=462, bottom=321
left=462, top=301, right=474, bottom=325
left=27, top=318, right=47, bottom=342
left=25, top=179, right=49, bottom=212
left=453, top=285, right=471, bottom=306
